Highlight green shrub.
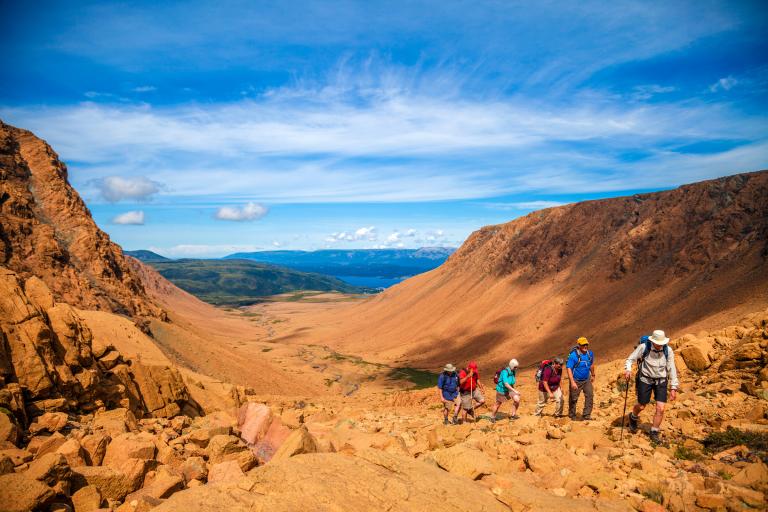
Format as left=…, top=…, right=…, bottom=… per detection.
left=702, top=427, right=768, bottom=453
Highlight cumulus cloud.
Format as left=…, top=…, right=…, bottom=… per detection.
left=94, top=176, right=162, bottom=202
left=404, top=229, right=417, bottom=237
left=214, top=202, right=268, bottom=221
left=385, top=232, right=401, bottom=244
left=112, top=210, right=145, bottom=225
left=325, top=226, right=378, bottom=243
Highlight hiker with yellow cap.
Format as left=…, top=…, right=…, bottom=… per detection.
left=437, top=363, right=461, bottom=425
left=624, top=330, right=679, bottom=443
left=566, top=337, right=595, bottom=420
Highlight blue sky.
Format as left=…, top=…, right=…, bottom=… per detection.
left=1, top=1, right=766, bottom=257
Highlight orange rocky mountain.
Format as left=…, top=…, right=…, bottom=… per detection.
left=0, top=121, right=163, bottom=322
left=305, top=171, right=768, bottom=370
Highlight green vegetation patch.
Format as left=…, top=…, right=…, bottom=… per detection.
left=386, top=367, right=439, bottom=389
left=702, top=427, right=768, bottom=453
left=146, top=258, right=368, bottom=306
left=674, top=445, right=703, bottom=461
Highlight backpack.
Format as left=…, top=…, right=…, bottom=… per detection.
left=569, top=347, right=594, bottom=367
left=438, top=372, right=458, bottom=393
left=494, top=367, right=515, bottom=385
left=534, top=359, right=554, bottom=382
left=637, top=337, right=669, bottom=376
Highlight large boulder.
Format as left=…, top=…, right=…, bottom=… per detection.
left=130, top=362, right=189, bottom=418
left=155, top=450, right=508, bottom=511
left=71, top=485, right=103, bottom=512
left=0, top=473, right=56, bottom=512
left=56, top=438, right=87, bottom=467
left=93, top=408, right=138, bottom=437
left=102, top=432, right=156, bottom=467
left=0, top=411, right=20, bottom=446
left=72, top=458, right=149, bottom=501
left=29, top=412, right=69, bottom=434
left=679, top=338, right=715, bottom=372
left=271, top=427, right=319, bottom=461
left=207, top=460, right=245, bottom=484
left=431, top=443, right=494, bottom=480
left=206, top=435, right=245, bottom=464
left=80, top=433, right=110, bottom=466
left=237, top=403, right=272, bottom=446
left=26, top=452, right=72, bottom=487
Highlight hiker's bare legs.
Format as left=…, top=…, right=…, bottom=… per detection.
left=510, top=395, right=521, bottom=416
left=652, top=401, right=666, bottom=429
left=632, top=402, right=645, bottom=417
left=491, top=401, right=501, bottom=419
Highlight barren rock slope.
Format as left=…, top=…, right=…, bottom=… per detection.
left=317, top=171, right=768, bottom=368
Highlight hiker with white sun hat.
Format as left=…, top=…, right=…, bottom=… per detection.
left=437, top=363, right=461, bottom=425
left=624, top=329, right=679, bottom=443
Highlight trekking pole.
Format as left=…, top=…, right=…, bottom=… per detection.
left=620, top=372, right=630, bottom=441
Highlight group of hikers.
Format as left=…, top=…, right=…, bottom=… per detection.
left=436, top=330, right=679, bottom=443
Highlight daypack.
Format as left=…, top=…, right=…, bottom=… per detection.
left=494, top=367, right=515, bottom=385
left=534, top=359, right=554, bottom=382
left=569, top=347, right=594, bottom=367
left=438, top=372, right=459, bottom=394
left=636, top=336, right=669, bottom=376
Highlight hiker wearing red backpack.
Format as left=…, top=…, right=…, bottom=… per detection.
left=534, top=357, right=564, bottom=417
left=458, top=361, right=486, bottom=423
left=491, top=359, right=520, bottom=423
left=624, top=330, right=679, bottom=443
left=566, top=337, right=595, bottom=421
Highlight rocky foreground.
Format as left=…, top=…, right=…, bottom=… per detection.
left=2, top=283, right=767, bottom=511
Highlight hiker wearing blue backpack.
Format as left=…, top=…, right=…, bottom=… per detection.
left=437, top=363, right=461, bottom=425
left=566, top=337, right=595, bottom=421
left=490, top=359, right=520, bottom=423
left=624, top=330, right=679, bottom=443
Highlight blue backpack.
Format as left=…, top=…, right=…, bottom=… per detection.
left=570, top=347, right=594, bottom=367
left=438, top=372, right=459, bottom=394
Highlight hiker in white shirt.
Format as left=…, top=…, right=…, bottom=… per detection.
left=624, top=330, right=679, bottom=443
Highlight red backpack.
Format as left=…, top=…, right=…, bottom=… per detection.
left=535, top=360, right=554, bottom=382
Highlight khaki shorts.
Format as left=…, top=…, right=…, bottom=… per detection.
left=496, top=390, right=520, bottom=403
left=460, top=389, right=484, bottom=410
left=442, top=397, right=458, bottom=410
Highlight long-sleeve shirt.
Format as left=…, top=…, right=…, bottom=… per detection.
left=625, top=344, right=679, bottom=389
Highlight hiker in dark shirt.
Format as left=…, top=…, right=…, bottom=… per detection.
left=535, top=357, right=564, bottom=417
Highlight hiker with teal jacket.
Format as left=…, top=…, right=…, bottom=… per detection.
left=567, top=337, right=595, bottom=420
left=491, top=359, right=520, bottom=423
left=437, top=363, right=461, bottom=425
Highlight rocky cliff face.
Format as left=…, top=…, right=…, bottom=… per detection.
left=0, top=121, right=163, bottom=320
left=0, top=266, right=194, bottom=426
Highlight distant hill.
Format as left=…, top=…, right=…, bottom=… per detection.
left=125, top=250, right=171, bottom=262
left=224, top=248, right=455, bottom=279
left=144, top=258, right=368, bottom=306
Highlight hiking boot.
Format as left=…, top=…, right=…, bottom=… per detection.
left=451, top=416, right=459, bottom=425
left=489, top=417, right=496, bottom=424
left=582, top=416, right=592, bottom=421
left=628, top=413, right=638, bottom=433
left=509, top=415, right=520, bottom=421
left=443, top=418, right=449, bottom=426
left=648, top=430, right=661, bottom=444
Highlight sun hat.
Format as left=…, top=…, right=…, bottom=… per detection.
left=648, top=330, right=670, bottom=346
left=508, top=359, right=519, bottom=370
left=468, top=361, right=478, bottom=370
left=443, top=363, right=456, bottom=372
left=577, top=337, right=589, bottom=346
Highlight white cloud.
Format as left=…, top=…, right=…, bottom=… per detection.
left=4, top=63, right=767, bottom=204
left=112, top=210, right=145, bottom=225
left=148, top=244, right=262, bottom=258
left=272, top=240, right=282, bottom=247
left=385, top=232, right=401, bottom=244
left=132, top=85, right=157, bottom=92
left=483, top=201, right=566, bottom=211
left=631, top=84, right=675, bottom=100
left=94, top=176, right=162, bottom=202
left=710, top=76, right=738, bottom=92
left=214, top=202, right=268, bottom=221
left=326, top=226, right=378, bottom=243
left=404, top=229, right=417, bottom=237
